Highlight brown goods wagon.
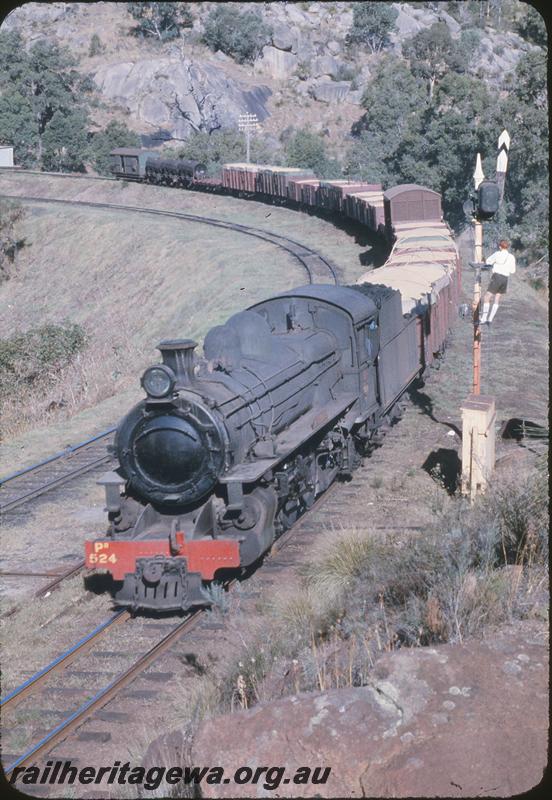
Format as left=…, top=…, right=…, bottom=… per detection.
left=222, top=163, right=261, bottom=192
left=318, top=180, right=350, bottom=211
left=255, top=166, right=313, bottom=198
left=392, top=220, right=450, bottom=235
left=345, top=191, right=384, bottom=229
left=328, top=182, right=382, bottom=213
left=372, top=199, right=386, bottom=232
left=287, top=178, right=320, bottom=204
left=392, top=229, right=460, bottom=299
left=384, top=184, right=442, bottom=229
left=302, top=180, right=321, bottom=206
left=280, top=168, right=314, bottom=197
left=222, top=163, right=243, bottom=190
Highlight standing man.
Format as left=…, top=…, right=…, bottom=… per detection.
left=480, top=239, right=516, bottom=324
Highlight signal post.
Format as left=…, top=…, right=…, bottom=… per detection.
left=460, top=131, right=509, bottom=502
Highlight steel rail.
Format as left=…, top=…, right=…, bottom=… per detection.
left=3, top=483, right=340, bottom=774
left=4, top=610, right=203, bottom=774
left=0, top=610, right=129, bottom=712
left=0, top=194, right=338, bottom=285
left=34, top=560, right=86, bottom=598
left=0, top=427, right=116, bottom=486
left=1, top=453, right=113, bottom=514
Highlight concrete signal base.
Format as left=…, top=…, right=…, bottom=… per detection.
left=461, top=394, right=496, bottom=502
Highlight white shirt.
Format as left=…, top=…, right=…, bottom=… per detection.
left=486, top=249, right=516, bottom=276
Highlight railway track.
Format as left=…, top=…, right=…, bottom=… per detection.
left=1, top=483, right=338, bottom=778
left=0, top=428, right=116, bottom=515
left=0, top=167, right=118, bottom=182
left=2, top=396, right=447, bottom=782
left=0, top=193, right=339, bottom=285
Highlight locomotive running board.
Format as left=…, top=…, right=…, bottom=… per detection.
left=221, top=393, right=357, bottom=485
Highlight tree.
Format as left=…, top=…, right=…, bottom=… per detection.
left=355, top=56, right=427, bottom=152
left=391, top=73, right=499, bottom=226
left=347, top=56, right=426, bottom=182
left=0, top=89, right=38, bottom=167
left=177, top=128, right=278, bottom=174
left=42, top=108, right=89, bottom=172
left=88, top=120, right=141, bottom=175
left=128, top=2, right=192, bottom=41
left=516, top=4, right=547, bottom=47
left=0, top=31, right=90, bottom=170
left=496, top=51, right=549, bottom=263
left=202, top=6, right=272, bottom=64
left=402, top=22, right=468, bottom=101
left=347, top=2, right=398, bottom=53
left=285, top=130, right=341, bottom=178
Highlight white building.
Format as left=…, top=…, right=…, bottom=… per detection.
left=0, top=146, right=14, bottom=167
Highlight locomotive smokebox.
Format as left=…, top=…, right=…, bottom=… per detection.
left=158, top=339, right=197, bottom=385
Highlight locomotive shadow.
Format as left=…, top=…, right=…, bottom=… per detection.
left=407, top=378, right=462, bottom=438
left=422, top=448, right=461, bottom=495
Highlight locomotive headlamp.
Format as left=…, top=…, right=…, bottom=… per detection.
left=141, top=364, right=175, bottom=398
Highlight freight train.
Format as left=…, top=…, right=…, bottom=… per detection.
left=84, top=151, right=460, bottom=612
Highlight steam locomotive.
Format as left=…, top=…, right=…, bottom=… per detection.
left=85, top=282, right=423, bottom=612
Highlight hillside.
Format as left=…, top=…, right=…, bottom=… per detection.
left=0, top=171, right=372, bottom=467
left=0, top=2, right=537, bottom=150
left=0, top=2, right=548, bottom=262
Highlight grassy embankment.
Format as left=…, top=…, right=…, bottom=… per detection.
left=0, top=173, right=368, bottom=471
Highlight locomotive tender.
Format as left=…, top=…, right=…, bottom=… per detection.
left=86, top=151, right=460, bottom=612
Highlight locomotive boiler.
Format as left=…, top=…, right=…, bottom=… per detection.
left=86, top=284, right=421, bottom=612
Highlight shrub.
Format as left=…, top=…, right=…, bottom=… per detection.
left=0, top=199, right=25, bottom=282
left=178, top=128, right=279, bottom=175
left=216, top=463, right=548, bottom=706
left=285, top=129, right=342, bottom=178
left=87, top=120, right=141, bottom=175
left=128, top=2, right=192, bottom=41
left=0, top=323, right=88, bottom=398
left=202, top=6, right=272, bottom=64
left=88, top=33, right=104, bottom=56
left=332, top=63, right=356, bottom=82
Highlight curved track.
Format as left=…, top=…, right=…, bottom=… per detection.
left=0, top=182, right=337, bottom=516
left=0, top=193, right=339, bottom=285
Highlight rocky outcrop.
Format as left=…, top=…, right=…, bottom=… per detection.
left=182, top=623, right=548, bottom=797
left=92, top=57, right=271, bottom=141
left=310, top=78, right=351, bottom=104
left=2, top=1, right=535, bottom=144
left=256, top=46, right=298, bottom=80
left=2, top=1, right=72, bottom=29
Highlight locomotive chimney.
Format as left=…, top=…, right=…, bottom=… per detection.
left=157, top=339, right=197, bottom=385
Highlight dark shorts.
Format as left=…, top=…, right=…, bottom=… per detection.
left=488, top=273, right=508, bottom=294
